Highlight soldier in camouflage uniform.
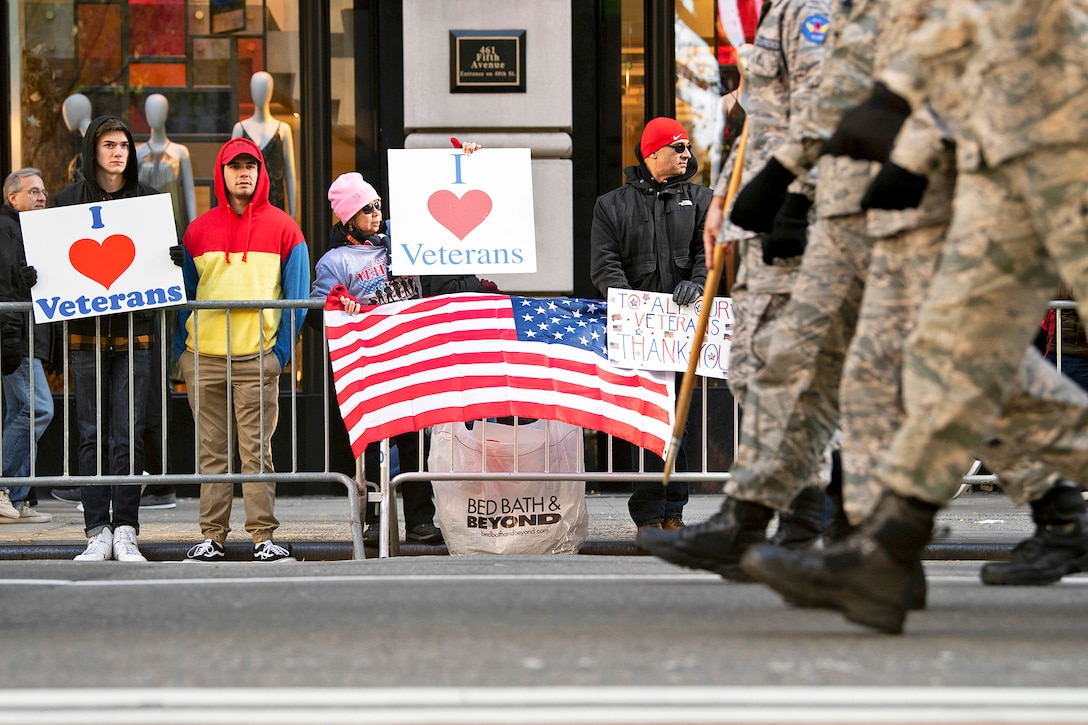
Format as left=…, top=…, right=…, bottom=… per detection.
left=841, top=91, right=1088, bottom=590
left=742, top=0, right=1088, bottom=634
left=688, top=0, right=832, bottom=554
left=640, top=0, right=886, bottom=580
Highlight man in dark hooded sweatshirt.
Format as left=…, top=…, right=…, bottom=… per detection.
left=589, top=116, right=712, bottom=533
left=49, top=115, right=183, bottom=562
left=174, top=137, right=309, bottom=563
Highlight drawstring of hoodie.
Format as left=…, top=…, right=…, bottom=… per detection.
left=223, top=203, right=254, bottom=264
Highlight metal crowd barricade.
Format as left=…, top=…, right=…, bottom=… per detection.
left=0, top=298, right=1076, bottom=559
left=0, top=298, right=369, bottom=560
left=388, top=300, right=1081, bottom=553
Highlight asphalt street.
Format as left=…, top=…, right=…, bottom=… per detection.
left=0, top=491, right=1074, bottom=724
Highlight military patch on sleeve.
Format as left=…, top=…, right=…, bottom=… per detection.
left=801, top=14, right=829, bottom=44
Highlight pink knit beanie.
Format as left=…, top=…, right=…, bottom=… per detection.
left=328, top=172, right=380, bottom=224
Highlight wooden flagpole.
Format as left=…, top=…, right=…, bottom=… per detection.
left=662, top=120, right=749, bottom=487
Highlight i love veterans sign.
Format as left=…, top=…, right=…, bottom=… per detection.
left=386, top=148, right=536, bottom=275
left=19, top=194, right=186, bottom=324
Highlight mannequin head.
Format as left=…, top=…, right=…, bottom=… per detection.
left=250, top=71, right=273, bottom=109
left=145, top=93, right=169, bottom=131
left=62, top=93, right=93, bottom=136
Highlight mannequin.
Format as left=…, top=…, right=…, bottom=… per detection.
left=135, top=94, right=197, bottom=237
left=231, top=71, right=297, bottom=216
left=62, top=93, right=93, bottom=183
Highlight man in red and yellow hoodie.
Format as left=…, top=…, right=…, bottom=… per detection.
left=174, top=137, right=309, bottom=562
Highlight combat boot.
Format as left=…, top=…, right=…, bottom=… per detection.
left=768, top=485, right=827, bottom=551
left=740, top=491, right=938, bottom=634
left=981, top=480, right=1088, bottom=586
left=637, top=496, right=774, bottom=580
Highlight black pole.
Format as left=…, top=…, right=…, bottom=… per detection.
left=299, top=1, right=332, bottom=396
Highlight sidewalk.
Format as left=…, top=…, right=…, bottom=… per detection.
left=0, top=489, right=1028, bottom=561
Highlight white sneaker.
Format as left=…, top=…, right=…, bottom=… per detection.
left=0, top=490, right=19, bottom=519
left=74, top=528, right=113, bottom=561
left=17, top=505, right=51, bottom=523
left=112, top=525, right=147, bottom=562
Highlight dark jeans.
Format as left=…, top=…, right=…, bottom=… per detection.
left=1049, top=353, right=1088, bottom=393
left=363, top=430, right=436, bottom=528
left=71, top=348, right=151, bottom=535
left=628, top=439, right=689, bottom=526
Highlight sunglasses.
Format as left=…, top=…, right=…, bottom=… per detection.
left=360, top=200, right=382, bottom=214
left=667, top=142, right=692, bottom=154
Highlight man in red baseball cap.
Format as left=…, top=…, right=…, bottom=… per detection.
left=176, top=137, right=310, bottom=563
left=589, top=116, right=712, bottom=533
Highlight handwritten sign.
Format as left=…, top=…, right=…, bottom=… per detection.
left=387, top=148, right=536, bottom=275
left=19, top=194, right=186, bottom=324
left=606, top=288, right=733, bottom=379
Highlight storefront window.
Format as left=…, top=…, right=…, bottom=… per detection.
left=10, top=0, right=300, bottom=223
left=617, top=1, right=756, bottom=188
left=676, top=0, right=757, bottom=187
left=329, top=0, right=356, bottom=187
left=619, top=0, right=644, bottom=178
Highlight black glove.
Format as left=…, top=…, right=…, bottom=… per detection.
left=169, top=245, right=185, bottom=267
left=479, top=278, right=500, bottom=293
left=729, top=158, right=796, bottom=233
left=860, top=162, right=929, bottom=211
left=821, top=82, right=912, bottom=162
left=762, top=193, right=811, bottom=265
left=18, top=265, right=36, bottom=289
left=672, top=280, right=702, bottom=306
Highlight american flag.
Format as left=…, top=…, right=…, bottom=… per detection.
left=325, top=293, right=675, bottom=458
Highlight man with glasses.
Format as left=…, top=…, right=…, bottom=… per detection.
left=0, top=168, right=62, bottom=524
left=590, top=116, right=712, bottom=534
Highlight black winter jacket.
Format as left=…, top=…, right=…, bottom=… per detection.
left=0, top=204, right=63, bottom=368
left=590, top=143, right=712, bottom=297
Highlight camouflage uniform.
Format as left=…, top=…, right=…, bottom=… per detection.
left=837, top=0, right=1086, bottom=520
left=726, top=0, right=880, bottom=510
left=835, top=1, right=959, bottom=521
left=872, top=0, right=1088, bottom=507
left=718, top=0, right=828, bottom=407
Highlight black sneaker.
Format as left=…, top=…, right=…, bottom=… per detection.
left=140, top=491, right=177, bottom=509
left=185, top=539, right=226, bottom=562
left=50, top=487, right=82, bottom=504
left=254, top=540, right=295, bottom=562
left=406, top=523, right=444, bottom=545
left=363, top=524, right=379, bottom=546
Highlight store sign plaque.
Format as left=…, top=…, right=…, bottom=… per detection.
left=450, top=30, right=526, bottom=93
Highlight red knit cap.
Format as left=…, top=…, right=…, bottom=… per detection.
left=640, top=117, right=689, bottom=158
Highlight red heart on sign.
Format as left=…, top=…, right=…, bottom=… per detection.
left=427, top=189, right=493, bottom=240
left=69, top=234, right=136, bottom=290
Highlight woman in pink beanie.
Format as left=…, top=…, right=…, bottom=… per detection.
left=310, top=170, right=444, bottom=545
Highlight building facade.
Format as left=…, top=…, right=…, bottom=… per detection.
left=2, top=0, right=750, bottom=475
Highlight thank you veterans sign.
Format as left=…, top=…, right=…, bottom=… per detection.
left=387, top=147, right=536, bottom=275
left=20, top=194, right=186, bottom=324
left=607, top=288, right=734, bottom=379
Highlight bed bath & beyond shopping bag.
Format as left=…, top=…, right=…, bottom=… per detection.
left=429, top=419, right=588, bottom=555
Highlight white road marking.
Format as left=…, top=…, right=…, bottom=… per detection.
left=1, top=686, right=1087, bottom=724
